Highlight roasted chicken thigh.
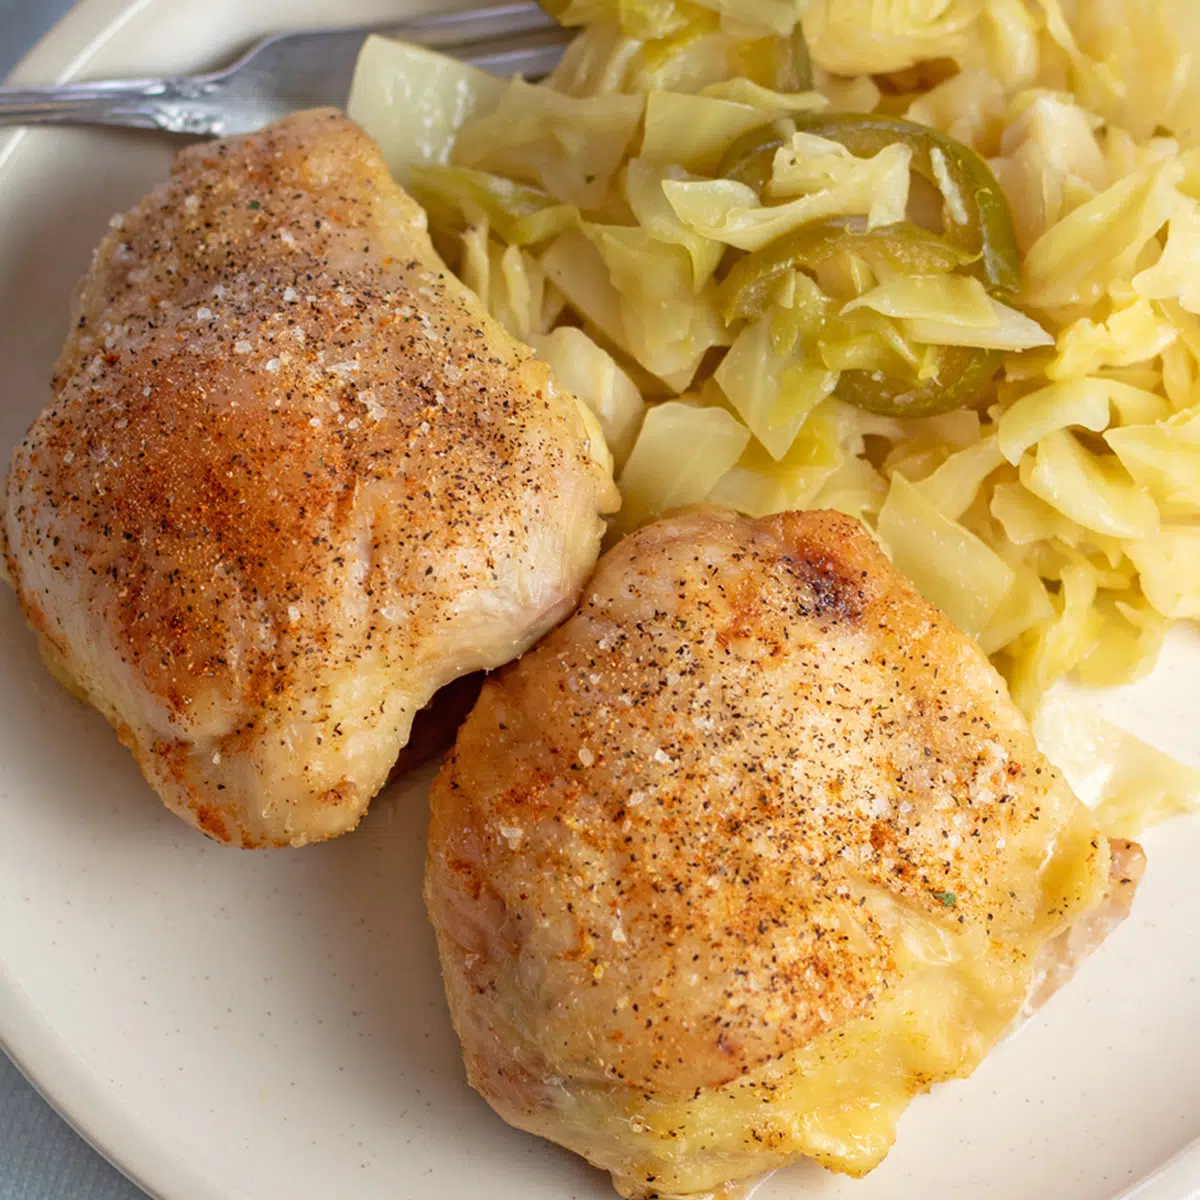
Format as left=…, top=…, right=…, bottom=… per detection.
left=3, top=110, right=617, bottom=847
left=426, top=506, right=1142, bottom=1198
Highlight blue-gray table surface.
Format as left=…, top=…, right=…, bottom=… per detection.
left=0, top=8, right=147, bottom=1199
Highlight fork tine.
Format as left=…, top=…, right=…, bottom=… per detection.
left=0, top=3, right=573, bottom=135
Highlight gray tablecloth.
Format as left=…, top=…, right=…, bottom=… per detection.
left=0, top=8, right=146, bottom=1198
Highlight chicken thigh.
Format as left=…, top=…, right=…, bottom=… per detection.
left=3, top=109, right=617, bottom=847
left=426, top=506, right=1142, bottom=1199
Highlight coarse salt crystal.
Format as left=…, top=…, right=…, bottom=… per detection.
left=287, top=605, right=301, bottom=622
left=195, top=307, right=213, bottom=321
left=578, top=747, right=595, bottom=767
left=283, top=286, right=298, bottom=303
left=265, top=358, right=281, bottom=373
left=653, top=748, right=671, bottom=765
left=234, top=340, right=253, bottom=355
left=498, top=824, right=524, bottom=846
left=309, top=417, right=321, bottom=428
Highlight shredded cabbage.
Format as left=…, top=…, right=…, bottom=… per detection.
left=1020, top=430, right=1160, bottom=540
left=1049, top=298, right=1178, bottom=381
left=913, top=435, right=1006, bottom=519
left=1133, top=201, right=1200, bottom=312
left=530, top=327, right=646, bottom=467
left=617, top=401, right=751, bottom=531
left=1033, top=693, right=1200, bottom=838
left=346, top=36, right=506, bottom=177
left=662, top=132, right=911, bottom=250
left=451, top=80, right=643, bottom=208
left=640, top=91, right=775, bottom=173
left=708, top=402, right=843, bottom=515
left=623, top=159, right=725, bottom=287
left=1022, top=160, right=1185, bottom=309
left=354, top=0, right=1200, bottom=833
left=1105, top=420, right=1200, bottom=512
left=459, top=225, right=549, bottom=343
left=1125, top=527, right=1200, bottom=618
left=408, top=165, right=578, bottom=246
left=844, top=275, right=1052, bottom=351
left=877, top=473, right=1016, bottom=639
left=1006, top=560, right=1099, bottom=713
left=713, top=309, right=837, bottom=459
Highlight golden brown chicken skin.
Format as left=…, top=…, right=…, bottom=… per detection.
left=3, top=109, right=617, bottom=847
left=426, top=506, right=1141, bottom=1199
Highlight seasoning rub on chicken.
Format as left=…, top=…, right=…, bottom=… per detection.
left=426, top=505, right=1143, bottom=1199
left=3, top=109, right=617, bottom=848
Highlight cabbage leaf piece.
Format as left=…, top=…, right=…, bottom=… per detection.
left=617, top=401, right=750, bottom=532
left=1034, top=694, right=1200, bottom=839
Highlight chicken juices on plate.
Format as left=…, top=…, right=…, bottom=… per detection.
left=3, top=109, right=617, bottom=847
left=426, top=506, right=1142, bottom=1199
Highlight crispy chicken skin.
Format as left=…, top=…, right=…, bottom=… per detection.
left=3, top=109, right=617, bottom=847
left=426, top=506, right=1141, bottom=1199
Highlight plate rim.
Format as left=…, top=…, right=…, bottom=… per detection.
left=1, top=3, right=1200, bottom=1199
left=0, top=11, right=227, bottom=1198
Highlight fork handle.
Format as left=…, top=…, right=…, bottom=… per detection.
left=0, top=78, right=215, bottom=131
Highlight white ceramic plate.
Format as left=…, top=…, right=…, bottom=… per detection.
left=1, top=3, right=1200, bottom=1199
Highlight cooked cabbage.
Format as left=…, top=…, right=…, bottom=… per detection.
left=1033, top=693, right=1200, bottom=838
left=713, top=309, right=837, bottom=459
left=913, top=435, right=1006, bottom=520
left=708, top=402, right=842, bottom=515
left=1074, top=596, right=1167, bottom=688
left=547, top=0, right=807, bottom=38
left=1125, top=527, right=1200, bottom=618
left=530, top=326, right=646, bottom=467
left=844, top=275, right=1052, bottom=351
left=1022, top=160, right=1185, bottom=309
left=800, top=0, right=1036, bottom=81
left=1132, top=201, right=1200, bottom=312
left=1105, top=420, right=1200, bottom=511
left=346, top=36, right=506, bottom=177
left=1020, top=430, right=1160, bottom=540
left=623, top=159, right=725, bottom=287
left=452, top=80, right=643, bottom=208
left=354, top=0, right=1200, bottom=835
left=1049, top=299, right=1178, bottom=381
left=640, top=91, right=775, bottom=173
left=1006, top=560, right=1099, bottom=713
left=540, top=229, right=726, bottom=389
left=978, top=559, right=1056, bottom=656
left=617, top=401, right=750, bottom=531
left=409, top=165, right=578, bottom=246
left=662, top=131, right=911, bottom=250
left=877, top=473, right=1015, bottom=639
left=998, top=379, right=1113, bottom=465
left=459, top=225, right=549, bottom=343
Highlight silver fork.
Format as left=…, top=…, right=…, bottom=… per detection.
left=0, top=2, right=570, bottom=136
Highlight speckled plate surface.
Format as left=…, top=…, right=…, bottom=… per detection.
left=1, top=3, right=1199, bottom=1199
